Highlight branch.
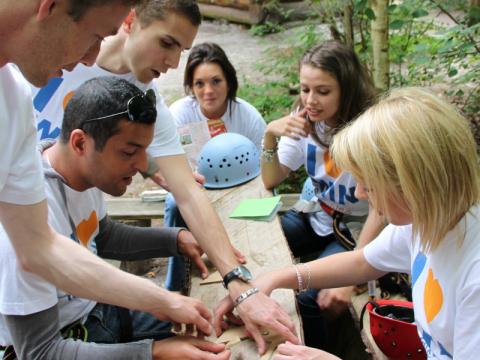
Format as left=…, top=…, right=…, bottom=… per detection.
left=429, top=0, right=480, bottom=53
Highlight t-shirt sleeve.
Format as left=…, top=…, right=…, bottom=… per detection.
left=363, top=224, right=412, bottom=273
left=0, top=65, right=45, bottom=205
left=277, top=135, right=305, bottom=171
left=147, top=89, right=184, bottom=158
left=238, top=99, right=266, bottom=151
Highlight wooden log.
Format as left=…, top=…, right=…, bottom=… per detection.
left=199, top=3, right=265, bottom=25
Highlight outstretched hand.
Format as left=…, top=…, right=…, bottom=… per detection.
left=152, top=336, right=230, bottom=360
left=153, top=292, right=213, bottom=337
left=272, top=341, right=341, bottom=360
left=213, top=292, right=299, bottom=355
left=177, top=230, right=208, bottom=279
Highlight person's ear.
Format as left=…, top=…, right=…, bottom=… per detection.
left=37, top=0, right=56, bottom=21
left=70, top=129, right=89, bottom=156
left=122, top=9, right=136, bottom=33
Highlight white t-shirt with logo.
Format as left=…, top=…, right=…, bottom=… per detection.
left=363, top=204, right=480, bottom=359
left=169, top=96, right=266, bottom=150
left=277, top=122, right=368, bottom=236
left=32, top=63, right=184, bottom=158
left=0, top=144, right=105, bottom=345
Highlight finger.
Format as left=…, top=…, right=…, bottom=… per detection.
left=192, top=302, right=213, bottom=336
left=225, top=312, right=243, bottom=326
left=193, top=254, right=209, bottom=279
left=297, top=107, right=308, bottom=117
left=213, top=301, right=231, bottom=336
left=247, top=325, right=267, bottom=355
left=232, top=246, right=247, bottom=263
left=191, top=338, right=227, bottom=353
left=270, top=320, right=300, bottom=345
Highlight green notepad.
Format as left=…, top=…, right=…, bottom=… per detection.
left=229, top=196, right=282, bottom=222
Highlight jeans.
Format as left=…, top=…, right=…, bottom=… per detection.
left=163, top=193, right=187, bottom=291
left=85, top=303, right=173, bottom=343
left=281, top=209, right=350, bottom=349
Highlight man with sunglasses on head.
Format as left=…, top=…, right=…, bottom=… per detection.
left=0, top=0, right=214, bottom=354
left=0, top=77, right=230, bottom=360
left=31, top=0, right=299, bottom=353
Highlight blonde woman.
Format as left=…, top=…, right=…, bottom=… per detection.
left=214, top=87, right=480, bottom=359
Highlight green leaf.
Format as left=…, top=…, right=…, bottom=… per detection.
left=390, top=20, right=405, bottom=30
left=412, top=9, right=428, bottom=18
left=448, top=68, right=458, bottom=77
left=365, top=8, right=375, bottom=20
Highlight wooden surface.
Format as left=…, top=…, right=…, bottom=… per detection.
left=105, top=193, right=300, bottom=221
left=186, top=176, right=302, bottom=359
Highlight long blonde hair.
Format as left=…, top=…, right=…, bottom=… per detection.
left=332, top=87, right=480, bottom=252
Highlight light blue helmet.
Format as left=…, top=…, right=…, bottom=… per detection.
left=197, top=133, right=260, bottom=189
left=301, top=177, right=316, bottom=200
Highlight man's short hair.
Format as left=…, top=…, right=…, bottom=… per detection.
left=68, top=0, right=140, bottom=21
left=135, top=0, right=202, bottom=28
left=61, top=76, right=156, bottom=150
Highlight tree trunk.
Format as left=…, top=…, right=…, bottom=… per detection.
left=343, top=1, right=354, bottom=49
left=370, top=0, right=390, bottom=91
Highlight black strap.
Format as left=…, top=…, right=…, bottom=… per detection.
left=117, top=306, right=133, bottom=342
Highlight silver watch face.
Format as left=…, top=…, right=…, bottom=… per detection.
left=237, top=265, right=253, bottom=281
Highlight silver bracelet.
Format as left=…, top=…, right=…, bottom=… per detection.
left=233, top=287, right=259, bottom=307
left=293, top=265, right=304, bottom=292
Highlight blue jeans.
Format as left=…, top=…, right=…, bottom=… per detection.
left=281, top=210, right=350, bottom=349
left=164, top=193, right=187, bottom=291
left=85, top=303, right=173, bottom=343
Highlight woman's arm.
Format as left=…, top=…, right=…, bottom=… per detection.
left=261, top=109, right=311, bottom=189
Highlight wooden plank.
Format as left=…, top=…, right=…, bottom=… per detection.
left=187, top=176, right=302, bottom=359
left=105, top=198, right=165, bottom=220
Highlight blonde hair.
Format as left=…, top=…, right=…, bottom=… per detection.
left=331, top=87, right=480, bottom=252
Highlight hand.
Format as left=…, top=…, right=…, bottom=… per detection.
left=316, top=286, right=353, bottom=319
left=149, top=171, right=170, bottom=190
left=272, top=341, right=341, bottom=360
left=177, top=230, right=208, bottom=279
left=193, top=171, right=206, bottom=187
left=150, top=171, right=205, bottom=191
left=265, top=108, right=311, bottom=140
left=232, top=245, right=247, bottom=264
left=214, top=291, right=299, bottom=355
left=154, top=292, right=213, bottom=336
left=152, top=336, right=231, bottom=360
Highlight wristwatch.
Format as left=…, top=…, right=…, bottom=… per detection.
left=222, top=265, right=253, bottom=289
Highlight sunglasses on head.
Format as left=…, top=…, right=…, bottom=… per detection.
left=82, top=88, right=156, bottom=125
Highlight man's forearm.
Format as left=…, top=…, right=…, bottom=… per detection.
left=5, top=304, right=153, bottom=360
left=96, top=216, right=180, bottom=260
left=0, top=200, right=171, bottom=315
left=156, top=155, right=239, bottom=276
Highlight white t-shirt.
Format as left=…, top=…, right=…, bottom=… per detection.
left=0, top=143, right=105, bottom=345
left=364, top=204, right=480, bottom=359
left=169, top=96, right=266, bottom=150
left=277, top=122, right=368, bottom=236
left=32, top=63, right=184, bottom=158
left=0, top=65, right=52, bottom=345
